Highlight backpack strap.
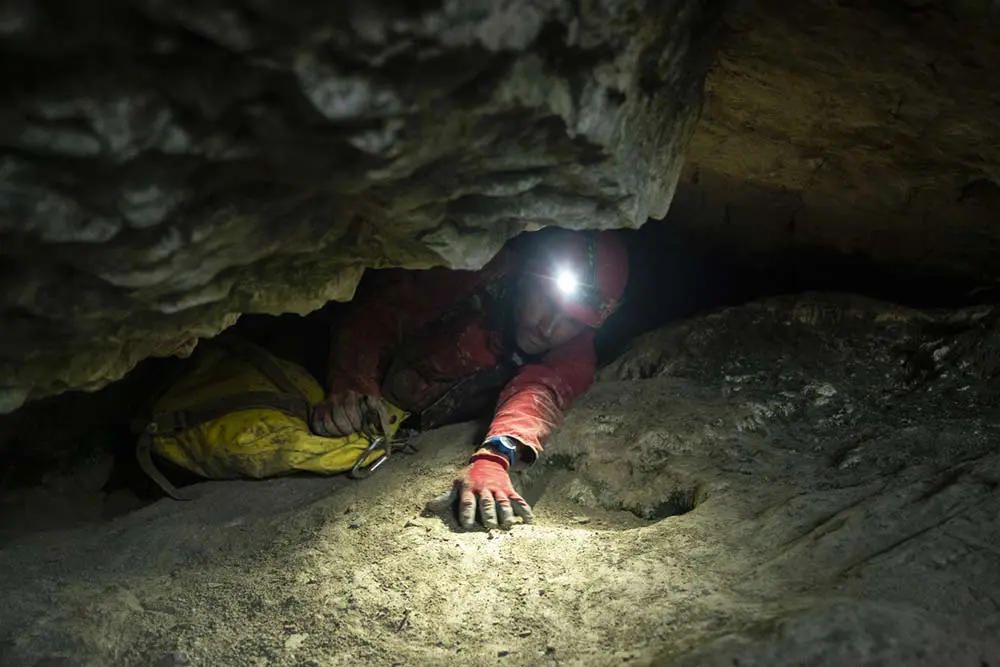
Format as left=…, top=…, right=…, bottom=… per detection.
left=219, top=337, right=302, bottom=397
left=132, top=338, right=312, bottom=500
left=136, top=431, right=202, bottom=501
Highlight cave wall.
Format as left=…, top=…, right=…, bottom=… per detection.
left=677, top=0, right=1000, bottom=281
left=0, top=0, right=729, bottom=412
left=5, top=0, right=998, bottom=416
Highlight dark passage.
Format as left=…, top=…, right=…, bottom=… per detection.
left=0, top=215, right=995, bottom=542
left=226, top=218, right=1000, bottom=376
left=1, top=0, right=998, bottom=661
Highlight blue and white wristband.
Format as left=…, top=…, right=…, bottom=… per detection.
left=482, top=435, right=519, bottom=468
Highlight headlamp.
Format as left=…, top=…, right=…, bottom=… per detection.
left=554, top=267, right=579, bottom=296
left=537, top=234, right=619, bottom=325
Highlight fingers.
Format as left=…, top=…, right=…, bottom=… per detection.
left=478, top=488, right=498, bottom=530
left=310, top=402, right=339, bottom=437
left=458, top=482, right=478, bottom=530
left=309, top=404, right=327, bottom=435
left=358, top=396, right=383, bottom=437
left=331, top=394, right=362, bottom=435
left=311, top=392, right=363, bottom=437
left=350, top=393, right=368, bottom=433
left=330, top=402, right=353, bottom=435
left=313, top=392, right=396, bottom=439
left=438, top=478, right=531, bottom=531
left=493, top=490, right=514, bottom=528
left=509, top=491, right=534, bottom=524
left=361, top=396, right=397, bottom=440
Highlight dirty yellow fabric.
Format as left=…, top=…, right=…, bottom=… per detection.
left=151, top=347, right=406, bottom=479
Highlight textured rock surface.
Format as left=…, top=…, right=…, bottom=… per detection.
left=1, top=294, right=998, bottom=665
left=676, top=0, right=1000, bottom=280
left=0, top=0, right=727, bottom=411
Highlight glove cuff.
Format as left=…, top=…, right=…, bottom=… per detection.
left=470, top=451, right=511, bottom=471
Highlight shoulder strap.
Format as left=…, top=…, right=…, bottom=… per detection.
left=136, top=432, right=202, bottom=501
left=218, top=337, right=302, bottom=397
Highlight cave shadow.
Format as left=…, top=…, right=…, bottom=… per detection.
left=596, top=215, right=1000, bottom=365
left=3, top=214, right=997, bottom=540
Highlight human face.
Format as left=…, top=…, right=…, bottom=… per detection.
left=513, top=278, right=589, bottom=355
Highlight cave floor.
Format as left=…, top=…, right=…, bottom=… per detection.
left=1, top=294, right=999, bottom=667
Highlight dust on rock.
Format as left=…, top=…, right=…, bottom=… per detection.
left=0, top=294, right=998, bottom=665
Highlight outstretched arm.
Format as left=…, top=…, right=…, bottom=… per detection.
left=484, top=331, right=596, bottom=460
left=453, top=332, right=596, bottom=530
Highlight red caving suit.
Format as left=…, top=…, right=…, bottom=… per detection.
left=325, top=249, right=595, bottom=462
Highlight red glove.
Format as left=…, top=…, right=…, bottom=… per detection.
left=457, top=451, right=534, bottom=530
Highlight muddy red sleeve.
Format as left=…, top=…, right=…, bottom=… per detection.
left=485, top=330, right=596, bottom=461
left=327, top=252, right=510, bottom=396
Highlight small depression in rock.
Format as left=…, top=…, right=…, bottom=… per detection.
left=632, top=485, right=704, bottom=520
left=3, top=2, right=1000, bottom=664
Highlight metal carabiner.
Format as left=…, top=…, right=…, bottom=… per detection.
left=349, top=435, right=390, bottom=480
left=348, top=431, right=419, bottom=480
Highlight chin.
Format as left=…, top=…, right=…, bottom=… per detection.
left=516, top=333, right=544, bottom=355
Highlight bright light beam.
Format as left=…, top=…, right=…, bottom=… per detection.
left=555, top=268, right=579, bottom=296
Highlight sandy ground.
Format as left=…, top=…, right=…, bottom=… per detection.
left=1, top=293, right=999, bottom=667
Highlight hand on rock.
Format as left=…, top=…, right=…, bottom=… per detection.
left=454, top=451, right=534, bottom=530
left=309, top=390, right=391, bottom=438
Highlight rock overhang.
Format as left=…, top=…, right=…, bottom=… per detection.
left=0, top=0, right=730, bottom=412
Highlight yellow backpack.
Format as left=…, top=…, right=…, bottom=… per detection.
left=134, top=338, right=407, bottom=499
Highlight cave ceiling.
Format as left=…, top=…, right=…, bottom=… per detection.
left=0, top=0, right=726, bottom=412
left=1, top=0, right=998, bottom=413
left=676, top=0, right=1000, bottom=279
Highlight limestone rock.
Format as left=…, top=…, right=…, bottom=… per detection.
left=1, top=294, right=999, bottom=665
left=677, top=0, right=1000, bottom=280
left=668, top=601, right=999, bottom=667
left=0, top=0, right=728, bottom=411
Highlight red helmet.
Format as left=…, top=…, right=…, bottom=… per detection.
left=526, top=229, right=629, bottom=327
